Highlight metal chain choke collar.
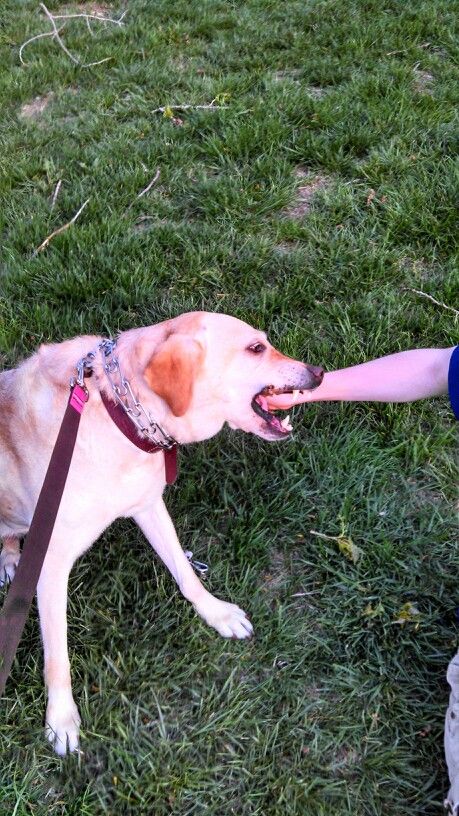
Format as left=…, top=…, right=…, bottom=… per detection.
left=72, top=339, right=177, bottom=450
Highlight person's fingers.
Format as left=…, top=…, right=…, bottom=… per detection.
left=267, top=390, right=314, bottom=410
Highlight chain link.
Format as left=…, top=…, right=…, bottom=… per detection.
left=72, top=339, right=177, bottom=450
left=70, top=350, right=95, bottom=395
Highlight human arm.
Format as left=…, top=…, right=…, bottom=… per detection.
left=269, top=347, right=455, bottom=409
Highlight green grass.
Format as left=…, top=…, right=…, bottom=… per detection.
left=1, top=0, right=459, bottom=813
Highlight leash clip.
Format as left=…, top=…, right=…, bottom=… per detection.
left=70, top=351, right=95, bottom=395
left=184, top=551, right=209, bottom=579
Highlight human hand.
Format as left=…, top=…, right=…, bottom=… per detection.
left=267, top=388, right=317, bottom=411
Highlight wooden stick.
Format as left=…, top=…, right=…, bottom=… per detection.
left=402, top=287, right=459, bottom=317
left=35, top=199, right=89, bottom=254
left=19, top=29, right=61, bottom=65
left=137, top=168, right=160, bottom=199
left=52, top=11, right=127, bottom=26
left=40, top=3, right=80, bottom=65
left=50, top=179, right=62, bottom=211
left=19, top=5, right=125, bottom=67
left=309, top=530, right=340, bottom=542
left=152, top=103, right=227, bottom=114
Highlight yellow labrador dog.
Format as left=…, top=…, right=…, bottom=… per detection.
left=0, top=311, right=323, bottom=754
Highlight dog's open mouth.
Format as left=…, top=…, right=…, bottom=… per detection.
left=251, top=385, right=303, bottom=436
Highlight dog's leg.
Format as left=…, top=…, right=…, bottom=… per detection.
left=37, top=546, right=81, bottom=756
left=134, top=501, right=253, bottom=639
left=0, top=535, right=21, bottom=585
left=445, top=653, right=459, bottom=812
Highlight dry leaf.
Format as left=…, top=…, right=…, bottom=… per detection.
left=366, top=189, right=376, bottom=206
left=309, top=523, right=363, bottom=564
left=394, top=602, right=421, bottom=625
left=363, top=602, right=385, bottom=618
left=336, top=535, right=363, bottom=563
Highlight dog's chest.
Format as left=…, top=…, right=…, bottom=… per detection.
left=60, top=424, right=169, bottom=526
left=108, top=455, right=166, bottom=517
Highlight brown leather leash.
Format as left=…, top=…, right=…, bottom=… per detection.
left=0, top=356, right=178, bottom=694
left=0, top=382, right=89, bottom=695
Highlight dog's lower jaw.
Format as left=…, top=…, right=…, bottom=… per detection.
left=45, top=689, right=81, bottom=756
left=226, top=418, right=289, bottom=441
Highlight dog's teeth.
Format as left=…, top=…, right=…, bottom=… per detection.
left=292, top=390, right=299, bottom=400
left=281, top=415, right=292, bottom=431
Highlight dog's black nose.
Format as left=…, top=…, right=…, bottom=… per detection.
left=307, top=365, right=324, bottom=384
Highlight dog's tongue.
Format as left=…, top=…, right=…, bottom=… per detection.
left=257, top=395, right=269, bottom=412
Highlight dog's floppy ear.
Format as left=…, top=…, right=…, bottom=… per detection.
left=144, top=334, right=204, bottom=417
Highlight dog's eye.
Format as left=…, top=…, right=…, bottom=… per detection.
left=247, top=342, right=266, bottom=354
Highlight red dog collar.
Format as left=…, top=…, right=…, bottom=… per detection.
left=100, top=391, right=178, bottom=484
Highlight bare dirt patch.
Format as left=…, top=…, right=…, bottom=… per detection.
left=413, top=68, right=434, bottom=94
left=273, top=241, right=300, bottom=255
left=133, top=216, right=156, bottom=234
left=406, top=476, right=442, bottom=511
left=398, top=256, right=432, bottom=282
left=272, top=68, right=303, bottom=83
left=261, top=548, right=290, bottom=596
left=272, top=72, right=327, bottom=99
left=328, top=746, right=361, bottom=778
left=304, top=85, right=328, bottom=100
left=19, top=92, right=54, bottom=120
left=133, top=216, right=170, bottom=234
left=282, top=167, right=331, bottom=220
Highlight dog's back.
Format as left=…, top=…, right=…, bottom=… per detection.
left=0, top=366, right=32, bottom=537
left=0, top=336, right=100, bottom=539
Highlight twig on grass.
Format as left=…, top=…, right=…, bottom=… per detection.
left=84, top=14, right=94, bottom=36
left=40, top=3, right=80, bottom=65
left=51, top=10, right=127, bottom=26
left=291, top=590, right=321, bottom=598
left=402, top=287, right=459, bottom=318
left=137, top=168, right=161, bottom=199
left=50, top=179, right=62, bottom=211
left=123, top=168, right=161, bottom=217
left=152, top=100, right=228, bottom=115
left=34, top=198, right=89, bottom=254
left=19, top=27, right=65, bottom=66
left=310, top=530, right=340, bottom=541
left=386, top=42, right=430, bottom=56
left=19, top=4, right=126, bottom=68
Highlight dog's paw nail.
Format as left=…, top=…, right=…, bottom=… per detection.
left=0, top=551, right=20, bottom=586
left=196, top=598, right=254, bottom=639
left=45, top=700, right=81, bottom=756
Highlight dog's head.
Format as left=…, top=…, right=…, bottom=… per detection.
left=133, top=312, right=323, bottom=443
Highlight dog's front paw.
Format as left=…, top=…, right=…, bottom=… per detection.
left=0, top=546, right=20, bottom=586
left=194, top=595, right=253, bottom=639
left=45, top=693, right=81, bottom=756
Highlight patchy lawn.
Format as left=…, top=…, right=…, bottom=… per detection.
left=0, top=0, right=458, bottom=813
